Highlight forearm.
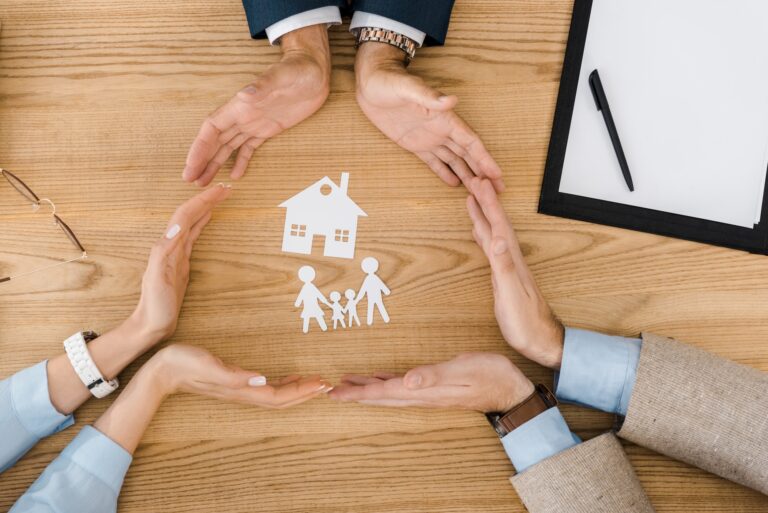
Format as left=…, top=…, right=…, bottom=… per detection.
left=47, top=314, right=159, bottom=415
left=94, top=358, right=166, bottom=455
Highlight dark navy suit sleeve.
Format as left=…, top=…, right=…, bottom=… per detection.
left=352, top=0, right=456, bottom=45
left=242, top=0, right=347, bottom=40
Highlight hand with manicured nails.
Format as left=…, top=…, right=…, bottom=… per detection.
left=467, top=178, right=565, bottom=369
left=183, top=24, right=332, bottom=187
left=329, top=353, right=534, bottom=413
left=95, top=344, right=332, bottom=454
left=355, top=43, right=504, bottom=192
left=131, top=184, right=232, bottom=343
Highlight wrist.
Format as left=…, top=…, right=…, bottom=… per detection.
left=122, top=310, right=165, bottom=349
left=279, top=24, right=331, bottom=77
left=355, top=41, right=408, bottom=82
left=140, top=350, right=176, bottom=398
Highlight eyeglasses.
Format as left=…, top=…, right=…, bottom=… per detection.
left=1, top=168, right=88, bottom=284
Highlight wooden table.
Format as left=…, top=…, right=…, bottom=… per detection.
left=1, top=1, right=767, bottom=511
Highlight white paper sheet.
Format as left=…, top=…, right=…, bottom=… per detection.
left=559, top=0, right=768, bottom=228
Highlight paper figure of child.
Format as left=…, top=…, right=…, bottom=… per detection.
left=329, top=291, right=347, bottom=330
left=344, top=288, right=361, bottom=327
left=357, top=257, right=391, bottom=325
left=295, top=265, right=332, bottom=333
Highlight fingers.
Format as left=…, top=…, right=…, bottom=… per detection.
left=230, top=138, right=265, bottom=180
left=185, top=211, right=213, bottom=257
left=449, top=121, right=504, bottom=192
left=184, top=115, right=230, bottom=183
left=434, top=146, right=474, bottom=189
left=417, top=152, right=461, bottom=187
left=164, top=184, right=232, bottom=241
left=467, top=195, right=492, bottom=252
left=193, top=133, right=252, bottom=187
left=340, top=374, right=385, bottom=386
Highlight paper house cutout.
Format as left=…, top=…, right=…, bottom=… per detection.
left=279, top=172, right=367, bottom=259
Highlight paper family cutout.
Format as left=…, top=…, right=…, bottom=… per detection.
left=279, top=172, right=367, bottom=260
left=294, top=257, right=391, bottom=334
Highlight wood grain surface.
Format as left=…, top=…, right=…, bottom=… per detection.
left=1, top=1, right=767, bottom=511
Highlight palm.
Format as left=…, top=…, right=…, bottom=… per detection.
left=356, top=67, right=503, bottom=191
left=183, top=53, right=329, bottom=186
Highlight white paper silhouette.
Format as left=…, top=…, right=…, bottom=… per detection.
left=295, top=265, right=332, bottom=334
left=357, top=257, right=391, bottom=325
left=329, top=291, right=347, bottom=329
left=293, top=257, right=392, bottom=333
left=344, top=289, right=361, bottom=327
left=279, top=172, right=367, bottom=259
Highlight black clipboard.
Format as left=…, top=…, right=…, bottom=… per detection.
left=538, top=0, right=768, bottom=255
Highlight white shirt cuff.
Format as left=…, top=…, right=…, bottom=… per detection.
left=264, top=6, right=342, bottom=45
left=350, top=11, right=427, bottom=47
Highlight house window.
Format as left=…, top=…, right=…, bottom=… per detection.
left=290, top=224, right=307, bottom=237
left=334, top=229, right=350, bottom=242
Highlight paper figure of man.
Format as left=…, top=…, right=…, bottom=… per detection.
left=357, top=257, right=391, bottom=325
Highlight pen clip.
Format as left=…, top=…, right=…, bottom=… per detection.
left=589, top=70, right=603, bottom=111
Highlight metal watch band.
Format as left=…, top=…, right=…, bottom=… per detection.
left=355, top=27, right=417, bottom=64
left=63, top=331, right=119, bottom=399
left=486, top=384, right=558, bottom=438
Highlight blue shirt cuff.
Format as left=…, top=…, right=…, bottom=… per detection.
left=500, top=407, right=581, bottom=473
left=555, top=328, right=642, bottom=416
left=60, top=426, right=133, bottom=495
left=11, top=360, right=75, bottom=438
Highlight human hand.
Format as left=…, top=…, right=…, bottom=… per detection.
left=129, top=184, right=232, bottom=344
left=94, top=344, right=331, bottom=454
left=468, top=178, right=564, bottom=369
left=329, top=352, right=533, bottom=413
left=149, top=344, right=332, bottom=407
left=183, top=24, right=332, bottom=186
left=355, top=42, right=503, bottom=192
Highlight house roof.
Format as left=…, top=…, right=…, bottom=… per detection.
left=279, top=176, right=367, bottom=218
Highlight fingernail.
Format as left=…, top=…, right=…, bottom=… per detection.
left=217, top=182, right=232, bottom=189
left=439, top=95, right=450, bottom=102
left=165, top=224, right=181, bottom=239
left=248, top=376, right=267, bottom=387
left=493, top=239, right=508, bottom=255
left=317, top=381, right=334, bottom=393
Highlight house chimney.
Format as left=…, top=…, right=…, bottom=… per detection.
left=339, top=172, right=349, bottom=194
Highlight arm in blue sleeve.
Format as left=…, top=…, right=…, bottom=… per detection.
left=10, top=426, right=132, bottom=513
left=500, top=407, right=581, bottom=473
left=0, top=361, right=74, bottom=473
left=555, top=328, right=642, bottom=416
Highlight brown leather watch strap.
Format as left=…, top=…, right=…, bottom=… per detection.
left=486, top=384, right=558, bottom=438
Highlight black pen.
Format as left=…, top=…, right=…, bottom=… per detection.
left=589, top=69, right=634, bottom=192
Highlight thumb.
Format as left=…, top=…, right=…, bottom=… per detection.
left=398, top=77, right=458, bottom=111
left=489, top=237, right=516, bottom=276
left=403, top=364, right=441, bottom=390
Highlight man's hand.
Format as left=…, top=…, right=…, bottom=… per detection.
left=355, top=42, right=504, bottom=192
left=468, top=178, right=564, bottom=369
left=183, top=24, right=332, bottom=187
left=329, top=353, right=533, bottom=413
left=129, top=184, right=232, bottom=344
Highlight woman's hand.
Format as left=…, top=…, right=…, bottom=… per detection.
left=129, top=184, right=232, bottom=344
left=95, top=344, right=332, bottom=454
left=467, top=178, right=564, bottom=369
left=149, top=344, right=333, bottom=407
left=329, top=352, right=533, bottom=413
